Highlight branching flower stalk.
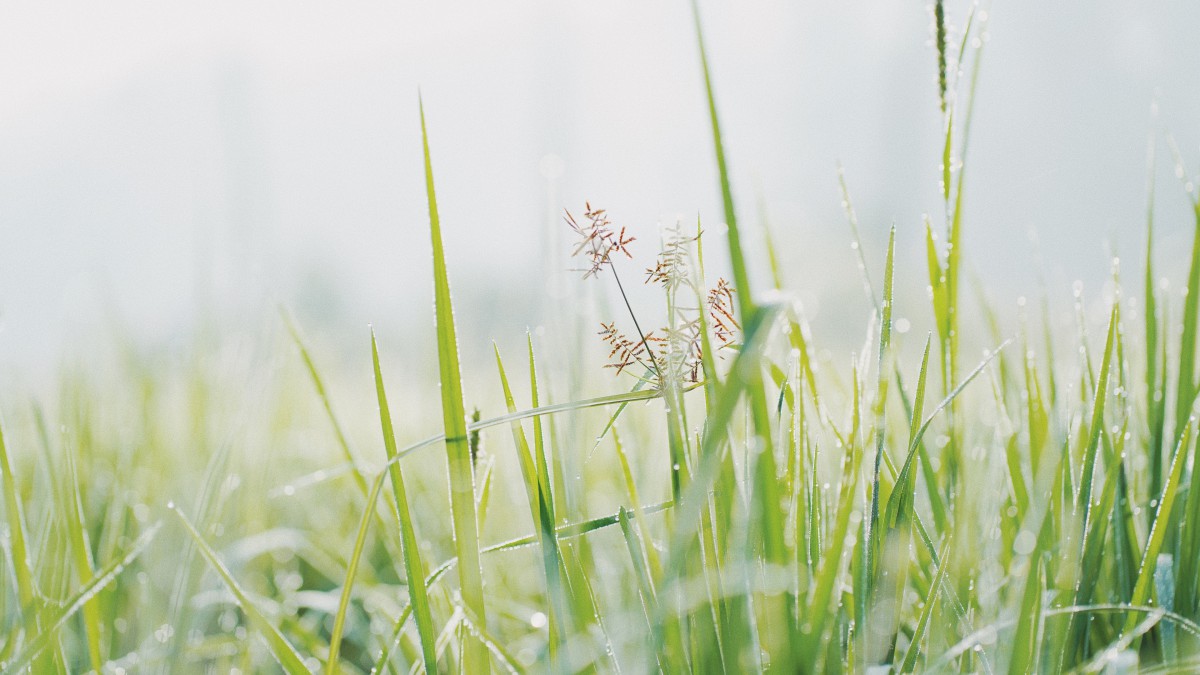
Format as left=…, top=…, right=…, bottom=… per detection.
left=567, top=204, right=738, bottom=388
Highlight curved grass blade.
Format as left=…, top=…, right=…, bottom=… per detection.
left=173, top=507, right=310, bottom=674
left=326, top=462, right=386, bottom=674
left=371, top=331, right=439, bottom=673
left=282, top=310, right=370, bottom=499
left=2, top=522, right=161, bottom=673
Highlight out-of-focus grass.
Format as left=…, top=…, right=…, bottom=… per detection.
left=5, top=1, right=1200, bottom=673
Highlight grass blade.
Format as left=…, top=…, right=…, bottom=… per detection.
left=691, top=0, right=753, bottom=321
left=0, top=414, right=36, bottom=631
left=2, top=522, right=161, bottom=673
left=1124, top=423, right=1193, bottom=636
left=419, top=97, right=489, bottom=673
left=173, top=507, right=310, bottom=674
left=899, top=535, right=953, bottom=673
left=372, top=330, right=440, bottom=672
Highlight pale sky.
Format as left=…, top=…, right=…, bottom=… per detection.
left=1, top=1, right=1197, bottom=371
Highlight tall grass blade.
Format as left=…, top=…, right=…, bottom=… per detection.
left=419, top=97, right=489, bottom=673
left=691, top=0, right=753, bottom=321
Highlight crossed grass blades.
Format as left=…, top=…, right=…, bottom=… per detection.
left=5, top=0, right=1200, bottom=672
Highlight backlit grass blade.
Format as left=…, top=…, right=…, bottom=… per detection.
left=1007, top=551, right=1045, bottom=674
left=493, top=343, right=570, bottom=663
left=1076, top=307, right=1118, bottom=520
left=899, top=535, right=953, bottom=673
left=57, top=421, right=105, bottom=672
left=619, top=507, right=670, bottom=672
left=372, top=331, right=439, bottom=673
left=883, top=335, right=931, bottom=531
left=2, top=522, right=161, bottom=673
left=282, top=310, right=370, bottom=499
left=1176, top=193, right=1200, bottom=449
left=0, top=414, right=36, bottom=634
left=419, top=97, right=488, bottom=673
left=800, top=362, right=863, bottom=669
left=173, top=508, right=309, bottom=675
left=326, top=454, right=387, bottom=674
left=1124, top=423, right=1193, bottom=636
left=691, top=0, right=753, bottom=321
left=1144, top=133, right=1166, bottom=500
left=864, top=227, right=895, bottom=612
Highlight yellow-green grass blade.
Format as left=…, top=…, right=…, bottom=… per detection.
left=1077, top=307, right=1118, bottom=521
left=1007, top=549, right=1046, bottom=674
left=899, top=535, right=953, bottom=673
left=2, top=521, right=161, bottom=673
left=173, top=508, right=309, bottom=674
left=326, top=449, right=387, bottom=674
left=885, top=339, right=1009, bottom=528
left=1064, top=447, right=1123, bottom=665
left=526, top=335, right=557, bottom=529
left=800, top=362, right=863, bottom=668
left=419, top=97, right=488, bottom=673
left=282, top=310, right=371, bottom=500
left=1176, top=193, right=1200, bottom=450
left=493, top=343, right=570, bottom=662
left=0, top=414, right=36, bottom=635
left=1178, top=397, right=1200, bottom=613
left=60, top=420, right=105, bottom=672
left=691, top=0, right=753, bottom=322
left=618, top=506, right=670, bottom=673
left=1125, top=423, right=1193, bottom=636
left=864, top=227, right=895, bottom=608
left=661, top=302, right=781, bottom=572
left=1145, top=134, right=1169, bottom=505
left=372, top=331, right=440, bottom=673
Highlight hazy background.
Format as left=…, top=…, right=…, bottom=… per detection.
left=2, top=0, right=1198, bottom=374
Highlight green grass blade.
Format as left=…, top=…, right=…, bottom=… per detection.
left=899, top=535, right=953, bottom=673
left=691, top=0, right=753, bottom=321
left=1125, top=423, right=1193, bottom=636
left=493, top=343, right=571, bottom=664
left=173, top=508, right=310, bottom=674
left=372, top=331, right=440, bottom=673
left=0, top=413, right=38, bottom=643
left=1176, top=193, right=1200, bottom=446
left=800, top=364, right=863, bottom=666
left=1007, top=551, right=1045, bottom=674
left=282, top=310, right=371, bottom=499
left=883, top=334, right=932, bottom=531
left=326, top=454, right=387, bottom=674
left=419, top=97, right=488, bottom=673
left=618, top=507, right=670, bottom=672
left=1077, top=307, right=1118, bottom=519
left=58, top=424, right=105, bottom=672
left=864, top=226, right=896, bottom=609
left=2, top=522, right=161, bottom=673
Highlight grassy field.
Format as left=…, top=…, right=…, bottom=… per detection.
left=4, top=2, right=1200, bottom=673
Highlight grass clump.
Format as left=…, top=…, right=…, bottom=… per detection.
left=4, top=2, right=1200, bottom=673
